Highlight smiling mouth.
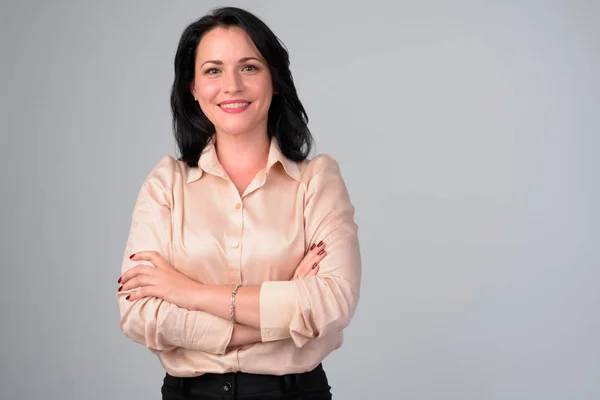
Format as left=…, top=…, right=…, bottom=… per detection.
left=219, top=102, right=251, bottom=109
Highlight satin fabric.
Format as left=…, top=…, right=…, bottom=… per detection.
left=116, top=138, right=361, bottom=376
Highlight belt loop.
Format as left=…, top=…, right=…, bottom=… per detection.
left=178, top=377, right=185, bottom=395
left=283, top=375, right=292, bottom=391
left=282, top=373, right=299, bottom=392
left=232, top=372, right=237, bottom=397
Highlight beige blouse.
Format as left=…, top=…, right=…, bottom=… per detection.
left=116, top=138, right=361, bottom=376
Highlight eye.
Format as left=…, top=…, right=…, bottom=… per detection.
left=204, top=68, right=220, bottom=75
left=242, top=64, right=258, bottom=72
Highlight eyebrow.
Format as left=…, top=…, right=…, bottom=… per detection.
left=200, top=57, right=263, bottom=68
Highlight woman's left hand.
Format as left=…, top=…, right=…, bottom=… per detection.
left=118, top=251, right=202, bottom=311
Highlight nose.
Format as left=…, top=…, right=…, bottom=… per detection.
left=222, top=70, right=243, bottom=94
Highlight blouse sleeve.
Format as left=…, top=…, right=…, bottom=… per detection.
left=259, top=155, right=362, bottom=348
left=116, top=156, right=234, bottom=354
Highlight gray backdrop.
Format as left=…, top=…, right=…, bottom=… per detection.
left=1, top=1, right=598, bottom=399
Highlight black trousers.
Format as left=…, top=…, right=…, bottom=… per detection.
left=161, top=363, right=332, bottom=399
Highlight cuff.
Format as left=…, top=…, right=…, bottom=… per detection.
left=259, top=280, right=297, bottom=342
left=184, top=309, right=234, bottom=355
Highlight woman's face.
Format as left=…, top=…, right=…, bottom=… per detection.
left=191, top=26, right=274, bottom=138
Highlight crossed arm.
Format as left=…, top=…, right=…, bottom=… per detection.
left=117, top=242, right=327, bottom=349
left=116, top=155, right=361, bottom=354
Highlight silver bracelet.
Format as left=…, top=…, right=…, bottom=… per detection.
left=230, top=284, right=242, bottom=324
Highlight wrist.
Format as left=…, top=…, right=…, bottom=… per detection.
left=230, top=283, right=242, bottom=324
left=192, top=282, right=210, bottom=311
left=228, top=324, right=262, bottom=347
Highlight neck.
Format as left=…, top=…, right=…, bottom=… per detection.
left=213, top=130, right=271, bottom=175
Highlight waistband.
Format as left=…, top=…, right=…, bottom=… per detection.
left=163, top=363, right=328, bottom=396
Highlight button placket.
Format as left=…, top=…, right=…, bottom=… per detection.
left=228, top=200, right=244, bottom=284
left=232, top=201, right=242, bottom=249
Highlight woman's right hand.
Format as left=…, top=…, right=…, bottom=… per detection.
left=291, top=241, right=326, bottom=280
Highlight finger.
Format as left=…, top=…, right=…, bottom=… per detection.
left=307, top=264, right=320, bottom=276
left=296, top=247, right=327, bottom=277
left=130, top=251, right=170, bottom=270
left=292, top=263, right=308, bottom=280
left=293, top=241, right=327, bottom=280
left=315, top=248, right=327, bottom=259
left=120, top=275, right=155, bottom=293
left=297, top=262, right=316, bottom=278
left=295, top=258, right=314, bottom=278
left=119, top=264, right=155, bottom=285
left=297, top=263, right=319, bottom=279
left=308, top=241, right=326, bottom=253
left=305, top=249, right=327, bottom=267
left=314, top=241, right=325, bottom=251
left=124, top=285, right=153, bottom=301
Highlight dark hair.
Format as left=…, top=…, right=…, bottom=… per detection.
left=170, top=7, right=313, bottom=168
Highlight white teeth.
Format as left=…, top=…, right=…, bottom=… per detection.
left=220, top=102, right=249, bottom=109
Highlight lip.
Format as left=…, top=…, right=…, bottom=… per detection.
left=218, top=99, right=251, bottom=114
left=218, top=99, right=250, bottom=105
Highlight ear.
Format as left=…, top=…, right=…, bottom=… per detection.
left=190, top=84, right=197, bottom=101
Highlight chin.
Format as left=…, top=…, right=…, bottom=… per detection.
left=218, top=126, right=252, bottom=136
left=217, top=121, right=259, bottom=136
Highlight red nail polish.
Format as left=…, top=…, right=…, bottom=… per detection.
left=312, top=263, right=317, bottom=269
left=310, top=244, right=316, bottom=250
left=317, top=241, right=324, bottom=247
left=118, top=277, right=121, bottom=284
left=118, top=286, right=122, bottom=292
left=126, top=295, right=131, bottom=300
left=129, top=253, right=135, bottom=259
left=318, top=249, right=325, bottom=255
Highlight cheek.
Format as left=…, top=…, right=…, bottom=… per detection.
left=194, top=84, right=219, bottom=115
left=194, top=79, right=219, bottom=102
left=260, top=97, right=273, bottom=114
left=197, top=101, right=212, bottom=119
left=247, top=74, right=273, bottom=96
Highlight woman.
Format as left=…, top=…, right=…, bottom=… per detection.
left=116, top=6, right=361, bottom=399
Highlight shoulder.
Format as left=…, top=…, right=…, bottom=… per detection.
left=143, top=155, right=187, bottom=189
left=136, top=155, right=190, bottom=205
left=298, top=154, right=343, bottom=185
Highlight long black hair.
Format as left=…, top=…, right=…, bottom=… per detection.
left=170, top=7, right=313, bottom=168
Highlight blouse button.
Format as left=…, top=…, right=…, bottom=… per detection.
left=232, top=241, right=239, bottom=248
left=235, top=203, right=242, bottom=210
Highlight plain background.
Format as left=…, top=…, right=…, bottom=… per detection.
left=1, top=1, right=598, bottom=399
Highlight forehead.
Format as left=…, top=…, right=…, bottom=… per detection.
left=196, top=26, right=263, bottom=62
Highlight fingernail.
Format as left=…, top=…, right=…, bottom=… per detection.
left=118, top=286, right=122, bottom=292
left=126, top=295, right=131, bottom=300
left=312, top=263, right=317, bottom=269
left=317, top=241, right=324, bottom=247
left=318, top=249, right=325, bottom=255
left=310, top=243, right=316, bottom=250
left=129, top=253, right=136, bottom=259
left=118, top=277, right=122, bottom=284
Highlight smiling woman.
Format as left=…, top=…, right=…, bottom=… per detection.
left=116, top=6, right=361, bottom=399
left=191, top=27, right=274, bottom=141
